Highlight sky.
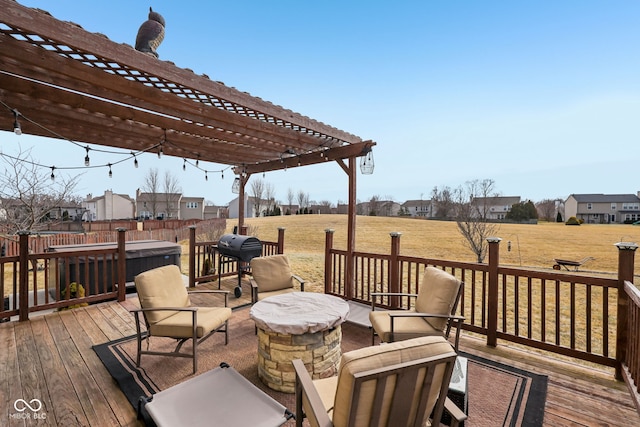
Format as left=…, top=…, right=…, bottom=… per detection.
left=2, top=1, right=639, bottom=207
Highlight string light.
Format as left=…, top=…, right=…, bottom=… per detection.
left=50, top=166, right=55, bottom=180
left=12, top=109, right=22, bottom=135
left=108, top=163, right=112, bottom=178
left=221, top=170, right=224, bottom=180
left=132, top=152, right=139, bottom=168
left=183, top=159, right=186, bottom=171
left=205, top=171, right=208, bottom=181
left=84, top=146, right=90, bottom=167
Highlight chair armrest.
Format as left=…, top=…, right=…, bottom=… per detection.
left=388, top=312, right=465, bottom=322
left=444, top=397, right=468, bottom=426
left=130, top=307, right=197, bottom=313
left=292, top=275, right=305, bottom=292
left=292, top=359, right=332, bottom=427
left=188, top=290, right=230, bottom=294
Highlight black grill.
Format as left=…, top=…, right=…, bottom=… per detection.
left=216, top=234, right=262, bottom=298
left=216, top=234, right=262, bottom=262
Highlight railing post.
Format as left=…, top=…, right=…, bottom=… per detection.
left=189, top=225, right=197, bottom=288
left=389, top=232, right=402, bottom=309
left=277, top=227, right=286, bottom=254
left=487, top=237, right=502, bottom=347
left=116, top=228, right=127, bottom=302
left=18, top=230, right=29, bottom=321
left=615, top=241, right=637, bottom=380
left=324, top=229, right=334, bottom=294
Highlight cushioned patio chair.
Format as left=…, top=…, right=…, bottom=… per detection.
left=293, top=335, right=467, bottom=427
left=369, top=266, right=465, bottom=351
left=249, top=254, right=305, bottom=304
left=131, top=264, right=232, bottom=374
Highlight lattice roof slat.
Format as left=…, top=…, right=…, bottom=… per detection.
left=0, top=1, right=375, bottom=175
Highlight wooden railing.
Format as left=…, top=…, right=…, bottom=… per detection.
left=188, top=226, right=285, bottom=287
left=1, top=229, right=126, bottom=321
left=325, top=230, right=638, bottom=385
left=1, top=225, right=285, bottom=321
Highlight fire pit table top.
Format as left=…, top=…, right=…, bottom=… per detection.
left=249, top=292, right=349, bottom=335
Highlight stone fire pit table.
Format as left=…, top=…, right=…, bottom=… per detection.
left=249, top=292, right=350, bottom=393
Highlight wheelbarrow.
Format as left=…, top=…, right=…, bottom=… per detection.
left=553, top=257, right=595, bottom=271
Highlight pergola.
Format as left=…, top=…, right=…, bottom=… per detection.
left=0, top=1, right=376, bottom=286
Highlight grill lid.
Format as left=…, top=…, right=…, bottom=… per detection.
left=217, top=234, right=262, bottom=261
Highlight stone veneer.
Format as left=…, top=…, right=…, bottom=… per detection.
left=257, top=325, right=342, bottom=393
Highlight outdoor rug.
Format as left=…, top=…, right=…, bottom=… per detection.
left=94, top=307, right=547, bottom=426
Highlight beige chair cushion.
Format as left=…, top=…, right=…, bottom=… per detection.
left=304, top=376, right=338, bottom=426
left=332, top=336, right=453, bottom=427
left=415, top=267, right=461, bottom=331
left=256, top=287, right=297, bottom=301
left=250, top=255, right=294, bottom=293
left=135, top=265, right=190, bottom=325
left=149, top=306, right=232, bottom=338
left=369, top=309, right=441, bottom=342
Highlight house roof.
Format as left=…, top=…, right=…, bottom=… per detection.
left=403, top=199, right=431, bottom=206
left=473, top=196, right=521, bottom=206
left=569, top=194, right=640, bottom=203
left=0, top=1, right=375, bottom=176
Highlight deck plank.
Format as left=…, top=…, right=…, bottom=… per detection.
left=13, top=320, right=56, bottom=426
left=0, top=322, right=22, bottom=427
left=1, top=299, right=638, bottom=426
left=60, top=307, right=140, bottom=426
left=46, top=311, right=120, bottom=427
left=30, top=315, right=89, bottom=426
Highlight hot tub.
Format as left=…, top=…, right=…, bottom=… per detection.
left=47, top=240, right=181, bottom=295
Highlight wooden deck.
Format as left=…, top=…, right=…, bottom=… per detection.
left=1, top=290, right=638, bottom=426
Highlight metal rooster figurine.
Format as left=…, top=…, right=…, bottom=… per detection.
left=135, top=7, right=165, bottom=58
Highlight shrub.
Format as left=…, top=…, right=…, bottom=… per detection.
left=58, top=282, right=88, bottom=311
left=565, top=216, right=580, bottom=226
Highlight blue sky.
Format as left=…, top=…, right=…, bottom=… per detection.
left=3, top=1, right=639, bottom=206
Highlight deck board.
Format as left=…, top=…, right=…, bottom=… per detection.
left=0, top=292, right=638, bottom=426
left=65, top=307, right=139, bottom=427
left=40, top=314, right=93, bottom=426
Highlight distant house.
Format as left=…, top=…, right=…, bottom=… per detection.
left=136, top=189, right=182, bottom=220
left=357, top=200, right=401, bottom=217
left=180, top=196, right=205, bottom=220
left=471, top=196, right=521, bottom=220
left=204, top=205, right=228, bottom=220
left=82, top=190, right=135, bottom=221
left=565, top=193, right=640, bottom=224
left=402, top=199, right=433, bottom=218
left=228, top=195, right=265, bottom=218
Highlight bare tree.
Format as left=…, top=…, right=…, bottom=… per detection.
left=431, top=185, right=455, bottom=219
left=368, top=195, right=381, bottom=216
left=297, top=190, right=306, bottom=213
left=536, top=199, right=557, bottom=222
left=163, top=170, right=182, bottom=219
left=0, top=148, right=80, bottom=234
left=249, top=178, right=265, bottom=217
left=264, top=182, right=276, bottom=216
left=453, top=179, right=500, bottom=263
left=287, top=187, right=294, bottom=215
left=142, top=168, right=160, bottom=218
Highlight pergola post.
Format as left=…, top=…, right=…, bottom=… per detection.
left=345, top=157, right=357, bottom=300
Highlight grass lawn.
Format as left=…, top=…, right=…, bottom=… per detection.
left=230, top=215, right=640, bottom=291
